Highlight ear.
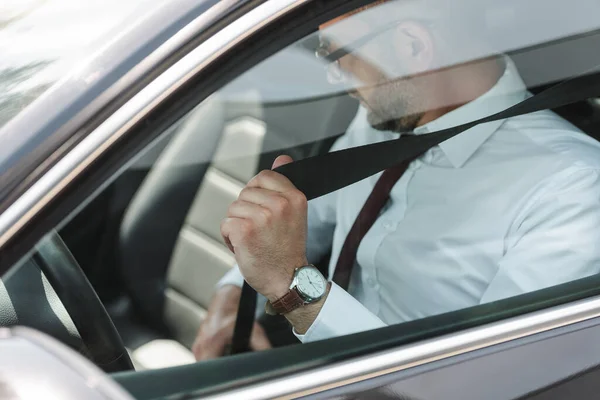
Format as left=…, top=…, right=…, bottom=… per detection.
left=391, top=21, right=435, bottom=73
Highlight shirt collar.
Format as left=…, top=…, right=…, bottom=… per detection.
left=412, top=57, right=528, bottom=168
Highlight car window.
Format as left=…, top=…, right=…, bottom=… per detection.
left=0, top=0, right=159, bottom=129
left=3, top=0, right=600, bottom=378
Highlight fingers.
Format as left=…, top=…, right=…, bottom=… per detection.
left=220, top=211, right=262, bottom=251
left=220, top=217, right=242, bottom=253
left=272, top=155, right=294, bottom=169
left=223, top=193, right=306, bottom=236
left=192, top=321, right=271, bottom=361
left=221, top=200, right=263, bottom=248
left=244, top=155, right=307, bottom=210
left=246, top=155, right=296, bottom=193
left=238, top=187, right=279, bottom=206
left=249, top=322, right=272, bottom=351
left=192, top=286, right=244, bottom=361
left=223, top=235, right=234, bottom=253
left=227, top=200, right=266, bottom=220
left=247, top=169, right=296, bottom=192
left=222, top=187, right=308, bottom=251
left=236, top=188, right=301, bottom=213
left=192, top=328, right=229, bottom=361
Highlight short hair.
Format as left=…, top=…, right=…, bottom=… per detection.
left=333, top=0, right=496, bottom=69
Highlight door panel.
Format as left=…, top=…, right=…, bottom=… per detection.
left=306, top=316, right=600, bottom=400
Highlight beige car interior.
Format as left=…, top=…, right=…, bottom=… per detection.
left=114, top=71, right=357, bottom=368
left=117, top=92, right=268, bottom=369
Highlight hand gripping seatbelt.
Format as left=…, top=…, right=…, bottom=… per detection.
left=230, top=69, right=600, bottom=354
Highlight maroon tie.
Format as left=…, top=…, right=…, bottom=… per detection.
left=332, top=155, right=419, bottom=290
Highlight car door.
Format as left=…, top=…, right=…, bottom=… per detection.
left=2, top=0, right=600, bottom=399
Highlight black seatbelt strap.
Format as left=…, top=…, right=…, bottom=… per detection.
left=276, top=70, right=600, bottom=200
left=228, top=281, right=257, bottom=354
left=230, top=69, right=600, bottom=354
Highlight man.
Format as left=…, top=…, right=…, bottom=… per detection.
left=193, top=0, right=600, bottom=360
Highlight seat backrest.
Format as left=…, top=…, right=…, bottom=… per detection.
left=119, top=90, right=267, bottom=346
left=164, top=102, right=267, bottom=347
left=119, top=79, right=358, bottom=348
left=119, top=95, right=227, bottom=332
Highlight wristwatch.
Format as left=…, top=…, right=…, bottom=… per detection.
left=265, top=264, right=328, bottom=315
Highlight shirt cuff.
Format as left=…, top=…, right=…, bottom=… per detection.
left=294, top=282, right=386, bottom=343
left=217, top=265, right=245, bottom=288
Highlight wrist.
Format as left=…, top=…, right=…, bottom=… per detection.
left=285, top=282, right=331, bottom=334
left=264, top=257, right=309, bottom=302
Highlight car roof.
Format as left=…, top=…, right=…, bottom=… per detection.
left=0, top=0, right=234, bottom=188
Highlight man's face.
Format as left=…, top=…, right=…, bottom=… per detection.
left=355, top=65, right=423, bottom=134
left=319, top=11, right=428, bottom=133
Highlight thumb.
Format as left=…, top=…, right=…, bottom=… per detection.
left=272, top=155, right=294, bottom=170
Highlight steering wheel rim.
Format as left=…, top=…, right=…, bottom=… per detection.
left=34, top=231, right=134, bottom=373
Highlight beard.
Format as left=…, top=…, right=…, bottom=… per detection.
left=362, top=78, right=425, bottom=134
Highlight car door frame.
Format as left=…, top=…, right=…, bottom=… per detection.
left=2, top=0, right=600, bottom=399
left=194, top=302, right=600, bottom=400
left=0, top=0, right=255, bottom=214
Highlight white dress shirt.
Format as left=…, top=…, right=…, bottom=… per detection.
left=218, top=57, right=600, bottom=342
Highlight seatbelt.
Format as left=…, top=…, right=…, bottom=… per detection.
left=230, top=69, right=600, bottom=354
left=228, top=281, right=257, bottom=354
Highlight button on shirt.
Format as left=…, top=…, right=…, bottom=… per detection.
left=219, top=58, right=600, bottom=342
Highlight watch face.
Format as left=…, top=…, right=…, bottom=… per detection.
left=295, top=266, right=326, bottom=301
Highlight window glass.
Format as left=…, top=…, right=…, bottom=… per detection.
left=3, top=0, right=600, bottom=372
left=0, top=0, right=158, bottom=128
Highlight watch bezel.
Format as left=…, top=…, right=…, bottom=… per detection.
left=290, top=265, right=327, bottom=303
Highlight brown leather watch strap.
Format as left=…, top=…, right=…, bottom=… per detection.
left=266, top=289, right=305, bottom=315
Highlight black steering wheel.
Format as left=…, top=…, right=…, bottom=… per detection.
left=34, top=231, right=134, bottom=372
